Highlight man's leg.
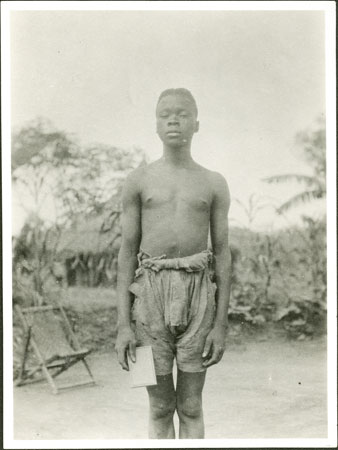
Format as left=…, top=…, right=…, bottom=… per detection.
left=176, top=369, right=206, bottom=438
left=146, top=373, right=176, bottom=438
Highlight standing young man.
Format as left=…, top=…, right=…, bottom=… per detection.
left=116, top=88, right=231, bottom=439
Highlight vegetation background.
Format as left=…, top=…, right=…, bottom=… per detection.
left=12, top=116, right=326, bottom=379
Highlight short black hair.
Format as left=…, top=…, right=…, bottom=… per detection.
left=157, top=88, right=198, bottom=117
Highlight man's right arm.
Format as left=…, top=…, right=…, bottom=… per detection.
left=115, top=171, right=142, bottom=370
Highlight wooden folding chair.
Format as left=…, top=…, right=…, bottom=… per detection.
left=15, top=302, right=96, bottom=394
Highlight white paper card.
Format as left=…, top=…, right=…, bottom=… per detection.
left=128, top=345, right=157, bottom=388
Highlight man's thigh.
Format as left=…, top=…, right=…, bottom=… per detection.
left=134, top=321, right=175, bottom=375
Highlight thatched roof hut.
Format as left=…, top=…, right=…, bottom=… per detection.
left=53, top=196, right=122, bottom=287
left=56, top=213, right=121, bottom=258
left=56, top=192, right=122, bottom=258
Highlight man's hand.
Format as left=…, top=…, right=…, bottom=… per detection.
left=202, top=324, right=227, bottom=368
left=115, top=326, right=137, bottom=371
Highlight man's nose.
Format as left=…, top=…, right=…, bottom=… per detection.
left=168, top=115, right=179, bottom=125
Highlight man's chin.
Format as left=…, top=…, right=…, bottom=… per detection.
left=162, top=137, right=190, bottom=148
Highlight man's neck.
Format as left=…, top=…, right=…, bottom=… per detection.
left=162, top=145, right=194, bottom=168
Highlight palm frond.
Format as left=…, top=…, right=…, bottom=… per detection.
left=277, top=189, right=326, bottom=214
left=262, top=174, right=321, bottom=187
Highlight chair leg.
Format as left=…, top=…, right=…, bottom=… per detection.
left=41, top=365, right=59, bottom=394
left=28, top=337, right=60, bottom=394
left=82, top=358, right=95, bottom=383
left=16, top=326, right=32, bottom=385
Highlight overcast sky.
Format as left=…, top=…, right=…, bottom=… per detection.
left=10, top=9, right=326, bottom=232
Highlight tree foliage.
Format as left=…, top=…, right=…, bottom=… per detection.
left=12, top=117, right=81, bottom=224
left=12, top=117, right=146, bottom=300
left=58, top=143, right=145, bottom=225
left=263, top=116, right=326, bottom=214
left=11, top=117, right=77, bottom=169
left=12, top=117, right=145, bottom=226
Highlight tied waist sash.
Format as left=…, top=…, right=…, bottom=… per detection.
left=135, top=249, right=213, bottom=276
left=129, top=249, right=215, bottom=330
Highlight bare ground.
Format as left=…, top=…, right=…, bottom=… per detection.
left=14, top=337, right=327, bottom=440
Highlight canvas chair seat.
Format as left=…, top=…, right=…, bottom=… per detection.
left=45, top=349, right=91, bottom=369
left=15, top=303, right=96, bottom=394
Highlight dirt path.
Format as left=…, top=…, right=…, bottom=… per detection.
left=14, top=338, right=327, bottom=440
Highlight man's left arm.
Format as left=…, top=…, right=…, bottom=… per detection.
left=202, top=173, right=231, bottom=368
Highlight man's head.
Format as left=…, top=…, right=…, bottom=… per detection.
left=156, top=88, right=199, bottom=148
left=156, top=88, right=198, bottom=117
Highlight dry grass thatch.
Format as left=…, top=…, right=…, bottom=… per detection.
left=56, top=208, right=121, bottom=257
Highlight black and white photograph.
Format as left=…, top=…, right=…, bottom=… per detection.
left=2, top=1, right=336, bottom=448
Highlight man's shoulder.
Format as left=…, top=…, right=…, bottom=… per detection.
left=124, top=161, right=160, bottom=193
left=195, top=164, right=229, bottom=188
left=125, top=164, right=149, bottom=184
left=122, top=166, right=144, bottom=196
left=201, top=169, right=230, bottom=203
left=209, top=170, right=229, bottom=187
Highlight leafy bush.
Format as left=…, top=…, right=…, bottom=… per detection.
left=229, top=216, right=326, bottom=338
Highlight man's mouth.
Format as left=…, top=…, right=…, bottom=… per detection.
left=166, top=131, right=181, bottom=136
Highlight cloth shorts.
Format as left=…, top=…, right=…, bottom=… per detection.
left=129, top=250, right=216, bottom=375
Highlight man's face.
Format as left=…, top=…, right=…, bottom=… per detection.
left=156, top=94, right=199, bottom=147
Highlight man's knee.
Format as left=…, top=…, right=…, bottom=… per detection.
left=150, top=399, right=176, bottom=420
left=177, top=396, right=202, bottom=419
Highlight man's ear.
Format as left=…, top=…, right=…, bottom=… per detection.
left=195, top=121, right=200, bottom=133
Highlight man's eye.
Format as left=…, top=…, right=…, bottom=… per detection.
left=160, top=113, right=169, bottom=118
left=179, top=113, right=188, bottom=118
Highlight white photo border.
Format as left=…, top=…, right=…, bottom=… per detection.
left=2, top=1, right=336, bottom=448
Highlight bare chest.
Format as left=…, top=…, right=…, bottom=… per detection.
left=141, top=173, right=212, bottom=212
